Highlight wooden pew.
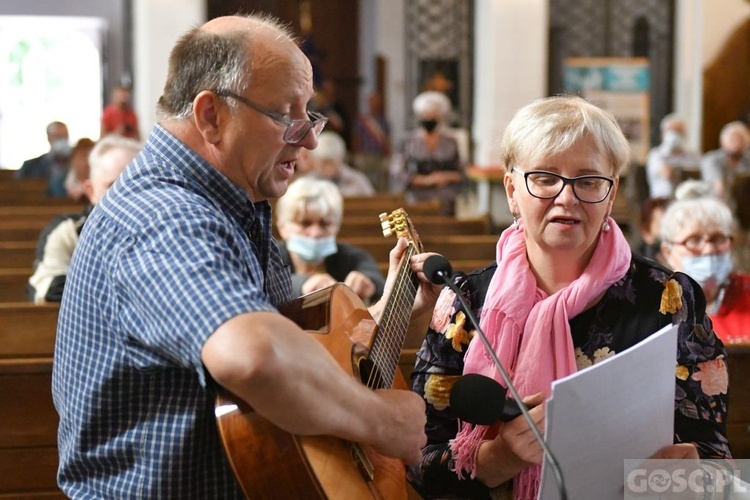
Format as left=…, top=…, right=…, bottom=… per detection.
left=346, top=199, right=442, bottom=217
left=0, top=358, right=62, bottom=498
left=727, top=343, right=750, bottom=458
left=338, top=215, right=491, bottom=239
left=0, top=303, right=59, bottom=358
left=0, top=220, right=47, bottom=242
left=341, top=234, right=498, bottom=264
left=0, top=241, right=36, bottom=269
left=0, top=302, right=61, bottom=497
left=0, top=269, right=29, bottom=302
left=0, top=178, right=75, bottom=207
left=0, top=205, right=85, bottom=224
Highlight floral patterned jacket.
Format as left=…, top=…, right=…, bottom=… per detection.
left=407, top=254, right=731, bottom=499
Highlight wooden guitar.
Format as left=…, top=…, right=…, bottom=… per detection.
left=215, top=209, right=423, bottom=499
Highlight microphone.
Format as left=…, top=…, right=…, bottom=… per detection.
left=423, top=254, right=568, bottom=500
left=449, top=373, right=523, bottom=425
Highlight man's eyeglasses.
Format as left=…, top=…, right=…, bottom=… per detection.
left=669, top=234, right=732, bottom=253
left=212, top=90, right=327, bottom=144
left=512, top=167, right=614, bottom=204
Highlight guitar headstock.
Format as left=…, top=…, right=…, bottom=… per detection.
left=379, top=208, right=423, bottom=253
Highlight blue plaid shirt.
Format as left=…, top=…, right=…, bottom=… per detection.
left=53, top=125, right=293, bottom=498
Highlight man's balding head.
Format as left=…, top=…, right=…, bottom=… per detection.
left=156, top=14, right=297, bottom=121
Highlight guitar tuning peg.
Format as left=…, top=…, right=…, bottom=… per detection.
left=381, top=220, right=393, bottom=237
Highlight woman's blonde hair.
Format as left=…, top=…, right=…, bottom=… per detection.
left=499, top=95, right=631, bottom=177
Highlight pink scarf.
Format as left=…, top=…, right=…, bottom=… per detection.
left=450, top=217, right=631, bottom=499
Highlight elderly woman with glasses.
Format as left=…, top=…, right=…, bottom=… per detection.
left=660, top=187, right=750, bottom=344
left=408, top=96, right=730, bottom=500
left=275, top=176, right=384, bottom=302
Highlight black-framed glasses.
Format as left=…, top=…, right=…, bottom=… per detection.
left=669, top=234, right=733, bottom=253
left=212, top=90, right=327, bottom=144
left=512, top=167, right=614, bottom=204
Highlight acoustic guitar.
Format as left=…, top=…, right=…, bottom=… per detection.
left=215, top=209, right=423, bottom=499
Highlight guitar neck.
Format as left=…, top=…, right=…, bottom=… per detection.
left=368, top=242, right=420, bottom=389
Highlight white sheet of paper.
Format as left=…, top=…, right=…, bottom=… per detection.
left=538, top=324, right=679, bottom=500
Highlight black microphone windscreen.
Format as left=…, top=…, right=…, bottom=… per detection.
left=423, top=255, right=453, bottom=285
left=450, top=373, right=506, bottom=425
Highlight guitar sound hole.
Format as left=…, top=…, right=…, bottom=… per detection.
left=358, top=358, right=384, bottom=389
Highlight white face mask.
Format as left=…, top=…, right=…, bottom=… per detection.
left=661, top=130, right=683, bottom=153
left=680, top=252, right=733, bottom=289
left=286, top=234, right=337, bottom=263
left=51, top=138, right=72, bottom=157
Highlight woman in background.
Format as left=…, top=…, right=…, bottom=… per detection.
left=660, top=186, right=750, bottom=344
left=275, top=176, right=384, bottom=303
left=391, top=90, right=464, bottom=215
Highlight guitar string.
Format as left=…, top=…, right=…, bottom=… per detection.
left=367, top=242, right=418, bottom=389
left=368, top=244, right=412, bottom=388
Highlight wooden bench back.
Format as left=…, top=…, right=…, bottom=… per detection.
left=0, top=303, right=58, bottom=358
left=0, top=358, right=61, bottom=497
left=0, top=301, right=61, bottom=495
left=0, top=269, right=29, bottom=302
left=341, top=234, right=498, bottom=264
left=0, top=241, right=36, bottom=269
left=727, top=344, right=750, bottom=458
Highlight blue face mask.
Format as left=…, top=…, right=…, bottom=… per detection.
left=286, top=234, right=337, bottom=263
left=681, top=252, right=733, bottom=288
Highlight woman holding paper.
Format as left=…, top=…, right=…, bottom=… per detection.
left=408, top=96, right=730, bottom=499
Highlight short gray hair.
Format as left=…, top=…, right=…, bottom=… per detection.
left=412, top=91, right=452, bottom=119
left=310, top=132, right=346, bottom=161
left=499, top=95, right=631, bottom=177
left=89, top=134, right=142, bottom=180
left=156, top=14, right=295, bottom=120
left=660, top=196, right=736, bottom=244
left=275, top=176, right=343, bottom=229
left=674, top=179, right=713, bottom=201
left=719, top=121, right=750, bottom=146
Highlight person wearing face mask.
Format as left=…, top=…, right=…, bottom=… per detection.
left=275, top=176, right=385, bottom=302
left=701, top=120, right=750, bottom=208
left=660, top=185, right=750, bottom=344
left=390, top=90, right=464, bottom=215
left=15, top=121, right=73, bottom=197
left=645, top=113, right=700, bottom=198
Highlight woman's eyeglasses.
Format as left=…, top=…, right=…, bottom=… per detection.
left=670, top=234, right=732, bottom=253
left=212, top=90, right=327, bottom=144
left=512, top=167, right=614, bottom=204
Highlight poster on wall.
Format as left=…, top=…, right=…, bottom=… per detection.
left=563, top=57, right=650, bottom=170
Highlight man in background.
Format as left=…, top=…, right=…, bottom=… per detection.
left=28, top=134, right=141, bottom=303
left=15, top=120, right=72, bottom=197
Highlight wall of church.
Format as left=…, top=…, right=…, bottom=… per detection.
left=3, top=0, right=748, bottom=155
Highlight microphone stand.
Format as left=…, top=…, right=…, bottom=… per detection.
left=432, top=263, right=568, bottom=500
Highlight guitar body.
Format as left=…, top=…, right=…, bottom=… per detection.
left=216, top=284, right=409, bottom=499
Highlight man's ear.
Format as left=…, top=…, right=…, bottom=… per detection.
left=192, top=91, right=225, bottom=144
